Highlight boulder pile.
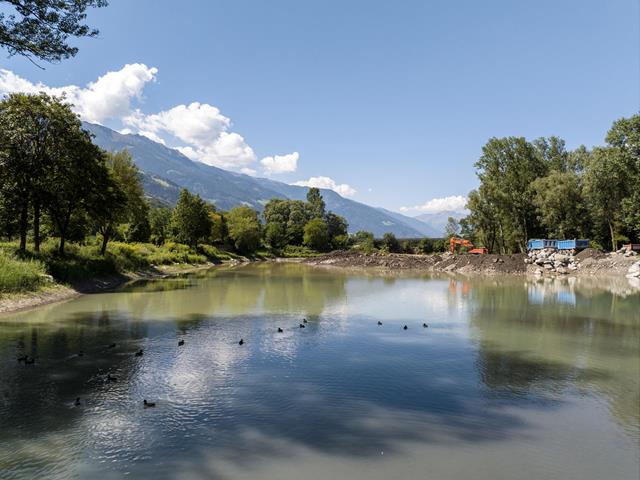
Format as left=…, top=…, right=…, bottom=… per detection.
left=611, top=246, right=639, bottom=258
left=525, top=248, right=580, bottom=275
left=627, top=261, right=640, bottom=279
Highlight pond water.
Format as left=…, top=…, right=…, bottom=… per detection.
left=0, top=263, right=639, bottom=480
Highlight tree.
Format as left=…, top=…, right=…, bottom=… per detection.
left=170, top=189, right=212, bottom=247
left=0, top=0, right=108, bottom=65
left=206, top=205, right=227, bottom=244
left=0, top=92, right=58, bottom=252
left=381, top=232, right=400, bottom=252
left=149, top=207, right=172, bottom=245
left=264, top=221, right=287, bottom=250
left=306, top=187, right=326, bottom=219
left=583, top=147, right=629, bottom=250
left=532, top=170, right=587, bottom=239
left=303, top=218, right=330, bottom=251
left=444, top=217, right=460, bottom=238
left=325, top=212, right=348, bottom=248
left=95, top=150, right=146, bottom=254
left=607, top=115, right=640, bottom=242
left=227, top=206, right=261, bottom=253
left=472, top=137, right=548, bottom=252
left=45, top=122, right=111, bottom=255
left=353, top=230, right=375, bottom=252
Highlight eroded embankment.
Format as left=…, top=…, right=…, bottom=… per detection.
left=303, top=248, right=640, bottom=278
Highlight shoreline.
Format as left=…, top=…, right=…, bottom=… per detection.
left=0, top=262, right=225, bottom=316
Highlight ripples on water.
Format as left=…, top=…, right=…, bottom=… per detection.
left=0, top=264, right=638, bottom=480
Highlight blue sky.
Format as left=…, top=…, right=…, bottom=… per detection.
left=1, top=0, right=638, bottom=214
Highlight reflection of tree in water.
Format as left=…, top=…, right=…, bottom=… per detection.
left=452, top=278, right=640, bottom=433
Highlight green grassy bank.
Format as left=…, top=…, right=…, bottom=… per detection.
left=0, top=239, right=244, bottom=295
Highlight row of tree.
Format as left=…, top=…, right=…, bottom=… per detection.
left=0, top=92, right=350, bottom=256
left=461, top=115, right=639, bottom=253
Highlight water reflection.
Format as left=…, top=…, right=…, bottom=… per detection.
left=0, top=265, right=638, bottom=480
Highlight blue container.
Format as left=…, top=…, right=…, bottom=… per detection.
left=528, top=239, right=544, bottom=250
left=527, top=239, right=557, bottom=250
left=557, top=239, right=589, bottom=250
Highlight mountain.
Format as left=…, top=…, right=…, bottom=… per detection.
left=413, top=210, right=467, bottom=237
left=84, top=122, right=427, bottom=237
left=376, top=208, right=441, bottom=237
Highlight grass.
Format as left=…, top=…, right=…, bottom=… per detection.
left=0, top=250, right=48, bottom=294
left=0, top=238, right=240, bottom=291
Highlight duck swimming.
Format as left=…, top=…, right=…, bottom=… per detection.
left=277, top=327, right=284, bottom=333
left=108, top=343, right=116, bottom=349
left=178, top=339, right=185, bottom=346
left=303, top=319, right=308, bottom=324
left=143, top=399, right=156, bottom=408
left=74, top=397, right=81, bottom=406
left=403, top=325, right=408, bottom=330
left=299, top=324, right=306, bottom=328
left=134, top=349, right=144, bottom=357
left=423, top=323, right=429, bottom=328
left=106, top=374, right=118, bottom=383
left=238, top=339, right=244, bottom=345
left=377, top=321, right=383, bottom=326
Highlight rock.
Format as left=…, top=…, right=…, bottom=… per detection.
left=556, top=267, right=568, bottom=274
left=543, top=263, right=554, bottom=270
left=627, top=261, right=640, bottom=278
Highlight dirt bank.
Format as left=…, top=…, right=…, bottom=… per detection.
left=302, top=250, right=527, bottom=274
left=302, top=249, right=639, bottom=278
left=0, top=262, right=221, bottom=315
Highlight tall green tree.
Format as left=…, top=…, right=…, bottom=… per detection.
left=0, top=0, right=108, bottom=64
left=170, top=189, right=212, bottom=247
left=532, top=170, right=587, bottom=239
left=303, top=218, right=330, bottom=251
left=472, top=137, right=547, bottom=252
left=95, top=150, right=146, bottom=254
left=149, top=207, right=172, bottom=245
left=0, top=93, right=57, bottom=252
left=227, top=206, right=261, bottom=253
left=306, top=187, right=326, bottom=219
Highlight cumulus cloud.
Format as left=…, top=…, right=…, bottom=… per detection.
left=0, top=65, right=295, bottom=173
left=399, top=195, right=468, bottom=214
left=292, top=176, right=356, bottom=197
left=0, top=64, right=157, bottom=124
left=260, top=152, right=299, bottom=175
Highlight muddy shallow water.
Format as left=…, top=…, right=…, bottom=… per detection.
left=1, top=263, right=638, bottom=479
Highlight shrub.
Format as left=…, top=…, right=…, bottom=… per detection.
left=0, top=251, right=47, bottom=293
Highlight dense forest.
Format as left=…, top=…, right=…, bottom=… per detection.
left=460, top=114, right=639, bottom=253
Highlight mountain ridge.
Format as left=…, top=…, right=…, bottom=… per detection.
left=84, top=122, right=431, bottom=238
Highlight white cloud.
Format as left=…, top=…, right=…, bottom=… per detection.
left=0, top=64, right=157, bottom=124
left=292, top=176, right=356, bottom=197
left=240, top=167, right=258, bottom=176
left=399, top=195, right=468, bottom=214
left=0, top=65, right=297, bottom=173
left=260, top=152, right=299, bottom=175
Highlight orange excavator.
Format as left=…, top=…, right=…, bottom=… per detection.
left=449, top=237, right=488, bottom=255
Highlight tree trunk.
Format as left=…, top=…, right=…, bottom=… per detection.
left=18, top=198, right=29, bottom=252
left=33, top=200, right=40, bottom=252
left=100, top=227, right=110, bottom=255
left=609, top=220, right=617, bottom=251
left=58, top=213, right=70, bottom=256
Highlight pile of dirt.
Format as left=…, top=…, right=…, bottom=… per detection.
left=575, top=248, right=607, bottom=261
left=303, top=251, right=527, bottom=275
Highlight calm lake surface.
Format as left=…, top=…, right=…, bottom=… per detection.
left=1, top=263, right=639, bottom=480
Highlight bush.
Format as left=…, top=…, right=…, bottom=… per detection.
left=282, top=245, right=321, bottom=257
left=0, top=251, right=47, bottom=293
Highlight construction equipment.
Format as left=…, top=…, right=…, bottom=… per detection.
left=449, top=237, right=488, bottom=255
